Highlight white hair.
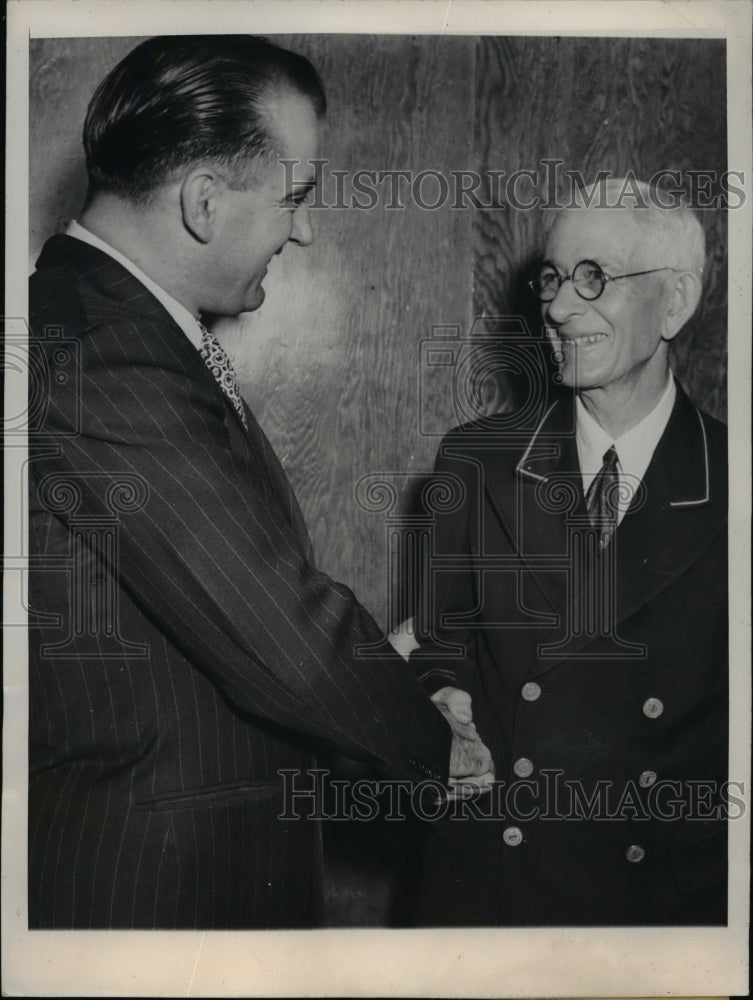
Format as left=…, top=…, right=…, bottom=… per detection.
left=544, top=177, right=706, bottom=273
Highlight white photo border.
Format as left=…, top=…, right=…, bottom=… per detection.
left=4, top=2, right=751, bottom=996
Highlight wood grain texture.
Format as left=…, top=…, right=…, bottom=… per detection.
left=29, top=34, right=728, bottom=927
left=217, top=34, right=476, bottom=630
left=473, top=36, right=727, bottom=420
left=29, top=34, right=727, bottom=628
left=29, top=38, right=148, bottom=261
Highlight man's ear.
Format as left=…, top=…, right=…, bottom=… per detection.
left=180, top=168, right=224, bottom=244
left=662, top=270, right=703, bottom=342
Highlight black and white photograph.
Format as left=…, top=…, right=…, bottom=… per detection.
left=3, top=0, right=751, bottom=995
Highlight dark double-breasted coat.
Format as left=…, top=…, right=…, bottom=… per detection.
left=412, top=384, right=728, bottom=926
left=27, top=234, right=451, bottom=929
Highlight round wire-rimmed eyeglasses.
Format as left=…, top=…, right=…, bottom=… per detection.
left=528, top=259, right=698, bottom=302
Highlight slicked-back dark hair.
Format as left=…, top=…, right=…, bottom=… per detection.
left=83, top=34, right=326, bottom=201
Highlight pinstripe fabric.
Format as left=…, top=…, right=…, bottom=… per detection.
left=28, top=235, right=451, bottom=929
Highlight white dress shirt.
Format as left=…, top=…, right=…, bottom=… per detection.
left=576, top=376, right=676, bottom=524
left=67, top=220, right=204, bottom=350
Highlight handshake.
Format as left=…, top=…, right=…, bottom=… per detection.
left=389, top=618, right=495, bottom=795
left=434, top=686, right=495, bottom=796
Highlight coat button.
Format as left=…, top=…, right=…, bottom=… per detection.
left=521, top=682, right=541, bottom=702
left=513, top=757, right=534, bottom=778
left=626, top=844, right=645, bottom=863
left=503, top=826, right=523, bottom=847
left=639, top=769, right=657, bottom=787
left=642, top=697, right=664, bottom=719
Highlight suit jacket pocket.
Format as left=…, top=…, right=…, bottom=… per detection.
left=135, top=779, right=282, bottom=812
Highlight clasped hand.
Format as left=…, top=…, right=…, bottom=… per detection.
left=387, top=620, right=494, bottom=795
left=433, top=686, right=495, bottom=796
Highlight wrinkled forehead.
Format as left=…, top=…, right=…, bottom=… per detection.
left=544, top=207, right=644, bottom=267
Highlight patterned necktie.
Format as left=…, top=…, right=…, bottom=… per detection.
left=585, top=445, right=619, bottom=549
left=198, top=324, right=248, bottom=431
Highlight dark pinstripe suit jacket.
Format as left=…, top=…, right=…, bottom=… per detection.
left=28, top=234, right=450, bottom=929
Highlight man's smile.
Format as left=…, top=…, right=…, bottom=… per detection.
left=551, top=330, right=609, bottom=346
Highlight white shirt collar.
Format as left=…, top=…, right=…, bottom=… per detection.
left=67, top=220, right=204, bottom=350
left=576, top=377, right=676, bottom=517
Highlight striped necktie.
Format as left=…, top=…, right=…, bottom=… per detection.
left=198, top=324, right=248, bottom=431
left=585, top=445, right=619, bottom=549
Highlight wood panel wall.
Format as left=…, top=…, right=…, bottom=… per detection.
left=217, top=34, right=476, bottom=635
left=474, top=36, right=728, bottom=421
left=29, top=34, right=728, bottom=925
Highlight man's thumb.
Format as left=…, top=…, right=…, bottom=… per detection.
left=445, top=688, right=473, bottom=725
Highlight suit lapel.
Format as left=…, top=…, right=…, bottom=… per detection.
left=241, top=405, right=314, bottom=560
left=482, top=385, right=724, bottom=675
left=482, top=396, right=583, bottom=625
left=608, top=386, right=723, bottom=629
left=37, top=235, right=313, bottom=555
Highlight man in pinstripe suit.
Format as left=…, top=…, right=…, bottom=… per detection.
left=28, top=35, right=491, bottom=929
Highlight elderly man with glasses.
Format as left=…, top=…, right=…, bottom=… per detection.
left=410, top=178, right=728, bottom=926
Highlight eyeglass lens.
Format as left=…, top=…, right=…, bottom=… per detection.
left=532, top=260, right=606, bottom=301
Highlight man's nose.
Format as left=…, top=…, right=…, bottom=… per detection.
left=289, top=204, right=313, bottom=247
left=543, top=277, right=585, bottom=325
